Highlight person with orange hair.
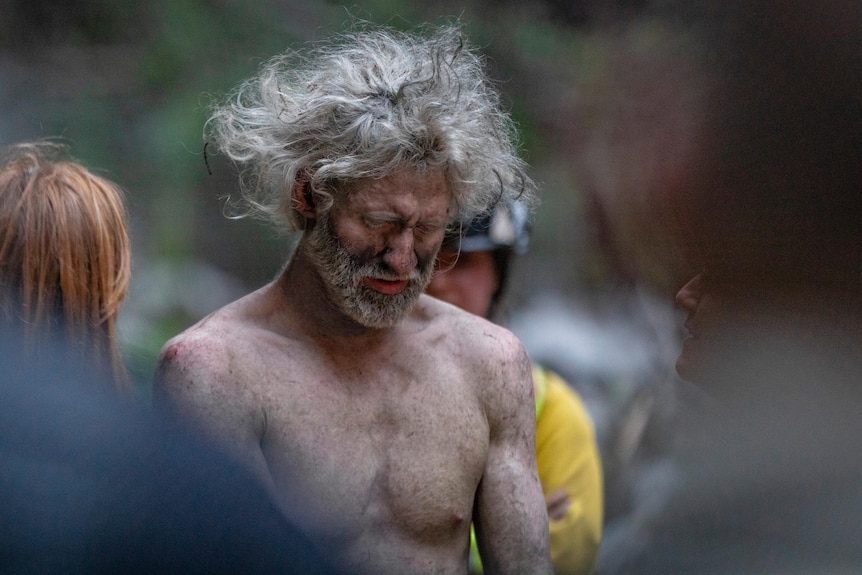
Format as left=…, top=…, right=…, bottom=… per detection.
left=0, top=141, right=131, bottom=391
left=0, top=142, right=339, bottom=574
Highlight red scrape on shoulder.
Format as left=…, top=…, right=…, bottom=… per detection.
left=161, top=342, right=183, bottom=362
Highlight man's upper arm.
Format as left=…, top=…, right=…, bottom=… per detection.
left=153, top=337, right=270, bottom=482
left=473, top=329, right=552, bottom=575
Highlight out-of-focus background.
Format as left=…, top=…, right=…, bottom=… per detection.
left=1, top=0, right=701, bottom=567
left=0, top=0, right=689, bottom=375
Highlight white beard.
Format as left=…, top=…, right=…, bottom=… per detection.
left=304, top=213, right=435, bottom=328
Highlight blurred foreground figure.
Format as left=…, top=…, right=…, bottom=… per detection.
left=154, top=23, right=551, bottom=574
left=0, top=141, right=131, bottom=390
left=0, top=141, right=333, bottom=574
left=593, top=1, right=862, bottom=572
left=0, top=330, right=336, bottom=574
left=427, top=201, right=603, bottom=575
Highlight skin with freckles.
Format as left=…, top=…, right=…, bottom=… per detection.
left=154, top=167, right=551, bottom=575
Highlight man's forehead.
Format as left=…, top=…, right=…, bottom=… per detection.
left=340, top=169, right=451, bottom=210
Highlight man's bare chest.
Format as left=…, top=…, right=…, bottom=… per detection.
left=252, top=353, right=489, bottom=541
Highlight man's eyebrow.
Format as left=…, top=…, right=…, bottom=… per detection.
left=365, top=212, right=446, bottom=227
left=364, top=211, right=401, bottom=223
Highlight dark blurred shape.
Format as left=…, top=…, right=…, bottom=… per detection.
left=670, top=0, right=862, bottom=293
left=585, top=0, right=862, bottom=573
left=474, top=0, right=650, bottom=28
left=0, top=0, right=138, bottom=47
left=0, top=328, right=336, bottom=575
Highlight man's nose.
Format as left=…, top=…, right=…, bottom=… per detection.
left=382, top=230, right=418, bottom=276
left=674, top=274, right=702, bottom=312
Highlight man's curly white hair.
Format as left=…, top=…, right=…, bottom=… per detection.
left=205, top=22, right=537, bottom=232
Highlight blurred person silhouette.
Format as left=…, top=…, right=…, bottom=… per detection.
left=0, top=141, right=335, bottom=574
left=0, top=141, right=131, bottom=391
left=0, top=330, right=337, bottom=574
left=589, top=0, right=862, bottom=572
left=426, top=200, right=603, bottom=575
left=153, top=23, right=552, bottom=575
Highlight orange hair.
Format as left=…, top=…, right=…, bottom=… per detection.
left=0, top=142, right=131, bottom=392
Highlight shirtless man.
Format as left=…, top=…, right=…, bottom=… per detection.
left=154, top=24, right=551, bottom=575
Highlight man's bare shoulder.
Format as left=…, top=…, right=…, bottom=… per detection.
left=151, top=288, right=283, bottom=460
left=420, top=294, right=535, bottom=415
left=418, top=294, right=525, bottom=358
left=154, top=286, right=278, bottom=397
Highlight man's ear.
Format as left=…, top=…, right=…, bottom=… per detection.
left=292, top=177, right=316, bottom=220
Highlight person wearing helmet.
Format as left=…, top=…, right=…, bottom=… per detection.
left=427, top=201, right=604, bottom=575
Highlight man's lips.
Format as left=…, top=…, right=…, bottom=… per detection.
left=363, top=277, right=408, bottom=294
